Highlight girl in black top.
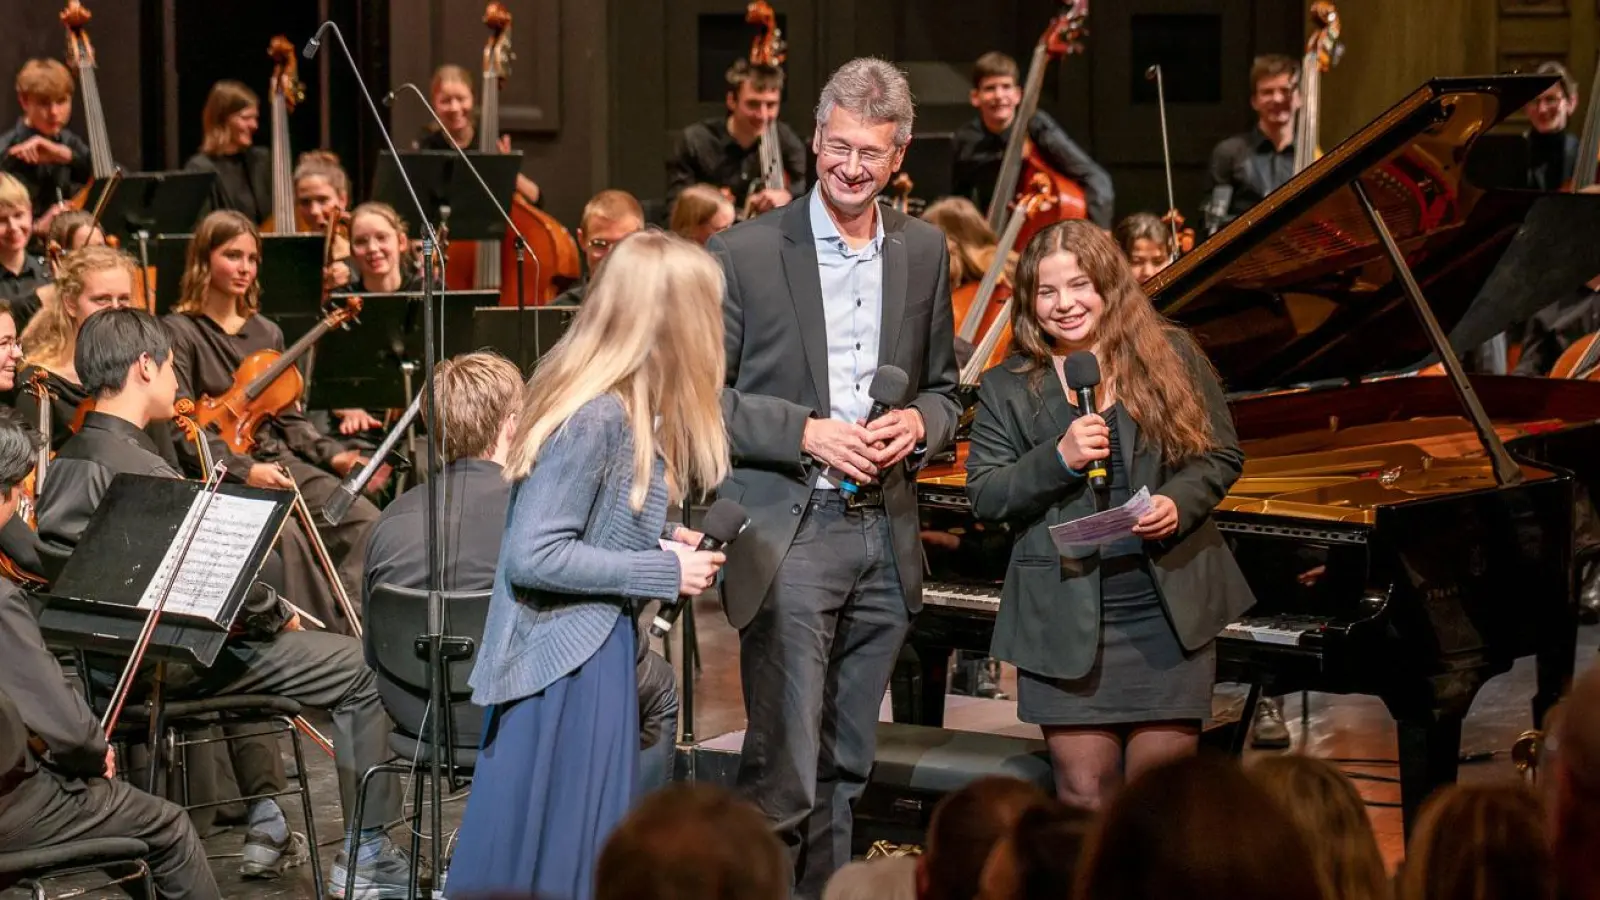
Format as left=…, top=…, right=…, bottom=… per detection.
left=184, top=81, right=271, bottom=225
left=964, top=220, right=1253, bottom=811
left=415, top=65, right=541, bottom=207
left=341, top=202, right=422, bottom=295
left=162, top=210, right=382, bottom=630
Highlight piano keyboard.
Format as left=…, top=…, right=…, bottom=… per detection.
left=924, top=582, right=1002, bottom=612
left=1221, top=615, right=1332, bottom=647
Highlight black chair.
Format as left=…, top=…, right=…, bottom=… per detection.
left=78, top=662, right=326, bottom=899
left=0, top=837, right=155, bottom=900
left=348, top=584, right=489, bottom=900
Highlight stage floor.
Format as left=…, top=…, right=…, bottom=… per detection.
left=14, top=597, right=1594, bottom=898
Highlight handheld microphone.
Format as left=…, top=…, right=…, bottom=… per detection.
left=822, top=365, right=910, bottom=495
left=1063, top=351, right=1108, bottom=490
left=324, top=389, right=424, bottom=527
left=651, top=499, right=750, bottom=638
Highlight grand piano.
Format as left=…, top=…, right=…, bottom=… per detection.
left=906, top=73, right=1600, bottom=829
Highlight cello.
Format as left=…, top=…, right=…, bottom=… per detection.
left=741, top=1, right=790, bottom=219
left=984, top=1, right=1090, bottom=250
left=957, top=176, right=1060, bottom=385
left=445, top=3, right=581, bottom=307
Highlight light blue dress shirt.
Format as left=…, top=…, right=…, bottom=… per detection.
left=809, top=189, right=886, bottom=489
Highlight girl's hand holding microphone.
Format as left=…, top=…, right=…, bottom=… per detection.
left=668, top=541, right=726, bottom=596
left=1057, top=413, right=1110, bottom=473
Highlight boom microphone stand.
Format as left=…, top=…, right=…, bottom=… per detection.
left=305, top=22, right=452, bottom=896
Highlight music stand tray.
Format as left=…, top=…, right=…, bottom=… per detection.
left=373, top=151, right=522, bottom=243
left=309, top=290, right=488, bottom=410
left=153, top=234, right=325, bottom=328
left=84, top=171, right=216, bottom=245
left=468, top=306, right=578, bottom=372
left=36, top=475, right=293, bottom=669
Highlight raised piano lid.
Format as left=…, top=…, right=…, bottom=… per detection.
left=1144, top=73, right=1600, bottom=394
left=1140, top=74, right=1600, bottom=523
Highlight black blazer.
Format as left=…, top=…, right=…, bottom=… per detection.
left=708, top=191, right=961, bottom=629
left=964, top=340, right=1255, bottom=680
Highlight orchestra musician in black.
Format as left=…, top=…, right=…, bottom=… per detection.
left=964, top=221, right=1252, bottom=811
left=1204, top=54, right=1301, bottom=235
left=666, top=59, right=807, bottom=217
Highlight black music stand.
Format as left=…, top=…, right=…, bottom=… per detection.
left=152, top=234, right=326, bottom=330
left=36, top=475, right=292, bottom=669
left=468, top=306, right=578, bottom=372
left=83, top=172, right=215, bottom=290
left=373, top=151, right=522, bottom=243
left=310, top=290, right=490, bottom=410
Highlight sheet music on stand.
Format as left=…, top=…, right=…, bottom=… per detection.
left=137, top=492, right=280, bottom=623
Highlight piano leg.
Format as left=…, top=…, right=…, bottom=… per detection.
left=1395, top=715, right=1463, bottom=835
left=896, top=642, right=953, bottom=727
left=1228, top=683, right=1263, bottom=757
left=1533, top=609, right=1578, bottom=729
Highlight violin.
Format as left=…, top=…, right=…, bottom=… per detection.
left=740, top=1, right=791, bottom=219
left=322, top=210, right=352, bottom=300
left=445, top=3, right=582, bottom=306
left=985, top=1, right=1090, bottom=250
left=195, top=298, right=362, bottom=455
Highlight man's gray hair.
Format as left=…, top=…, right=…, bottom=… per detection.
left=814, top=57, right=915, bottom=147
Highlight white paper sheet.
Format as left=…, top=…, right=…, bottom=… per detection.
left=136, top=492, right=277, bottom=622
left=1048, top=486, right=1153, bottom=550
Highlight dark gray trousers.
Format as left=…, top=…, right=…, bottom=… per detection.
left=169, top=630, right=401, bottom=832
left=0, top=769, right=220, bottom=900
left=736, top=492, right=909, bottom=900
left=282, top=458, right=380, bottom=636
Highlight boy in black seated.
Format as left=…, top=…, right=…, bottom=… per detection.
left=0, top=409, right=220, bottom=900
left=1, top=59, right=94, bottom=226
left=36, top=308, right=411, bottom=898
left=362, top=351, right=680, bottom=789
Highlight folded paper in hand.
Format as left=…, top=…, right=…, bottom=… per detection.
left=1048, top=486, right=1153, bottom=551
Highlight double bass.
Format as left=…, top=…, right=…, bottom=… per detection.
left=60, top=1, right=114, bottom=210
left=445, top=3, right=581, bottom=307
left=984, top=1, right=1090, bottom=251
left=1293, top=1, right=1343, bottom=176
left=741, top=1, right=790, bottom=219
left=261, top=36, right=303, bottom=235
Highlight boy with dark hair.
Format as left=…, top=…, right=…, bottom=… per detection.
left=38, top=307, right=412, bottom=897
left=666, top=58, right=808, bottom=214
left=1, top=59, right=95, bottom=226
left=950, top=51, right=1114, bottom=228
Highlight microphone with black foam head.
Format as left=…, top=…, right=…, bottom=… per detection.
left=821, top=364, right=911, bottom=495
left=651, top=499, right=750, bottom=639
left=1063, top=351, right=1109, bottom=490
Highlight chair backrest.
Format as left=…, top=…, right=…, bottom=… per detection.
left=365, top=584, right=491, bottom=702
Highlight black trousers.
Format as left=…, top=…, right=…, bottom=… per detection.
left=0, top=770, right=220, bottom=900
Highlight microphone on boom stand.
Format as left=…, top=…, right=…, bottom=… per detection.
left=324, top=390, right=423, bottom=527
left=385, top=82, right=536, bottom=366
left=308, top=23, right=451, bottom=899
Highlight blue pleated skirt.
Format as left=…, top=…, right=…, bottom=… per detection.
left=445, top=614, right=640, bottom=900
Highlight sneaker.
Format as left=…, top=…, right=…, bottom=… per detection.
left=240, top=830, right=309, bottom=879
left=1250, top=696, right=1292, bottom=749
left=327, top=835, right=413, bottom=900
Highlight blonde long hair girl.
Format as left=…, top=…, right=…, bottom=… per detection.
left=505, top=230, right=728, bottom=509
left=176, top=211, right=262, bottom=315
left=23, top=245, right=138, bottom=373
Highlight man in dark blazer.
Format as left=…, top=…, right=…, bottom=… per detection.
left=707, top=57, right=960, bottom=899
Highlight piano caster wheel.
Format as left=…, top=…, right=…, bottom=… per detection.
left=1249, top=696, right=1291, bottom=750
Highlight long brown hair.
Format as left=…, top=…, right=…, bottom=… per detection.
left=922, top=196, right=1006, bottom=285
left=199, top=80, right=258, bottom=156
left=1249, top=756, right=1390, bottom=900
left=1400, top=783, right=1554, bottom=900
left=176, top=211, right=262, bottom=316
left=1011, top=220, right=1218, bottom=465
